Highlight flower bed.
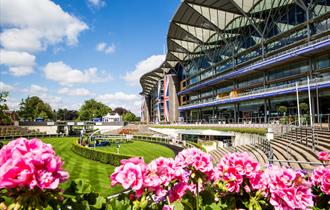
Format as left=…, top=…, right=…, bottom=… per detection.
left=0, top=138, right=329, bottom=210
left=71, top=140, right=134, bottom=166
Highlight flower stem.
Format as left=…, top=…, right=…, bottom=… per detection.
left=196, top=180, right=200, bottom=210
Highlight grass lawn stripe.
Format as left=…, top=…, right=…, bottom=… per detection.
left=38, top=137, right=175, bottom=196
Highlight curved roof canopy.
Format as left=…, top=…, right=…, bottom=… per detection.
left=140, top=0, right=297, bottom=95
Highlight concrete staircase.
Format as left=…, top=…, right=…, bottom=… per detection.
left=209, top=127, right=330, bottom=171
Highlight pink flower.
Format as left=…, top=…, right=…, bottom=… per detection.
left=0, top=138, right=68, bottom=190
left=261, top=165, right=313, bottom=210
left=146, top=157, right=179, bottom=187
left=168, top=182, right=188, bottom=202
left=111, top=162, right=145, bottom=191
left=223, top=167, right=243, bottom=193
left=152, top=187, right=167, bottom=203
left=175, top=148, right=214, bottom=179
left=318, top=151, right=330, bottom=161
left=311, top=166, right=330, bottom=195
left=321, top=171, right=330, bottom=195
left=214, top=152, right=260, bottom=193
left=162, top=205, right=173, bottom=210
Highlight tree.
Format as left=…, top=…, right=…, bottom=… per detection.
left=0, top=91, right=12, bottom=124
left=78, top=99, right=112, bottom=121
left=113, top=107, right=128, bottom=116
left=300, top=102, right=309, bottom=114
left=18, top=96, right=53, bottom=121
left=122, top=112, right=138, bottom=122
left=56, top=109, right=79, bottom=121
left=277, top=106, right=288, bottom=115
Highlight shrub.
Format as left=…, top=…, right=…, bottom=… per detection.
left=71, top=140, right=134, bottom=166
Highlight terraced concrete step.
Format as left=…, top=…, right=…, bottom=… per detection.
left=275, top=134, right=330, bottom=151
left=271, top=141, right=315, bottom=171
left=244, top=144, right=268, bottom=165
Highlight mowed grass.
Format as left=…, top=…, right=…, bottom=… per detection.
left=95, top=141, right=175, bottom=163
left=40, top=137, right=175, bottom=195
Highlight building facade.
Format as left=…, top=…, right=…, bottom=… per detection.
left=140, top=0, right=330, bottom=124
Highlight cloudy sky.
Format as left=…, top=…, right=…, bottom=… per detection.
left=0, top=0, right=179, bottom=115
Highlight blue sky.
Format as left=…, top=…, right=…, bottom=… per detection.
left=0, top=0, right=179, bottom=115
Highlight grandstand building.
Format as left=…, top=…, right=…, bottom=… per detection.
left=140, top=0, right=330, bottom=124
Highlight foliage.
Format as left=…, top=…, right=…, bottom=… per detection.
left=0, top=91, right=12, bottom=125
left=1, top=140, right=330, bottom=210
left=109, top=150, right=330, bottom=210
left=62, top=179, right=107, bottom=210
left=277, top=105, right=287, bottom=114
left=55, top=108, right=79, bottom=121
left=113, top=107, right=129, bottom=116
left=300, top=102, right=309, bottom=114
left=18, top=96, right=53, bottom=121
left=122, top=112, right=138, bottom=122
left=78, top=99, right=112, bottom=121
left=152, top=125, right=267, bottom=136
left=71, top=140, right=134, bottom=166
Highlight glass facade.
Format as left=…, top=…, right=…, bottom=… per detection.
left=140, top=0, right=330, bottom=124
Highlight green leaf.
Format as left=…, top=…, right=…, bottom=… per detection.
left=74, top=179, right=92, bottom=194
left=173, top=201, right=184, bottom=210
left=91, top=196, right=106, bottom=209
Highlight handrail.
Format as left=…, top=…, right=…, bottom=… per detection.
left=181, top=76, right=330, bottom=108
left=180, top=35, right=330, bottom=95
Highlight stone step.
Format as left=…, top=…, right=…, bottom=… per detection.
left=276, top=134, right=330, bottom=151
left=270, top=141, right=315, bottom=171
left=240, top=145, right=267, bottom=166
left=244, top=144, right=268, bottom=166
left=268, top=143, right=292, bottom=168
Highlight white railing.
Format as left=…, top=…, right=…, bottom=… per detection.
left=181, top=76, right=330, bottom=108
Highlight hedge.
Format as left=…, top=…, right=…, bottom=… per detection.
left=151, top=125, right=267, bottom=136
left=71, top=141, right=134, bottom=166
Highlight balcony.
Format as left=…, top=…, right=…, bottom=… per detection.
left=179, top=76, right=330, bottom=111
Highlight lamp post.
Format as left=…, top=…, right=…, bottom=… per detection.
left=296, top=82, right=301, bottom=126
left=307, top=76, right=313, bottom=127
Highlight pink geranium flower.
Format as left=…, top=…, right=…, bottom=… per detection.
left=214, top=152, right=260, bottom=193
left=318, top=151, right=330, bottom=162
left=111, top=157, right=147, bottom=191
left=261, top=165, right=313, bottom=210
left=0, top=138, right=68, bottom=190
left=311, top=166, right=330, bottom=195
left=175, top=148, right=214, bottom=179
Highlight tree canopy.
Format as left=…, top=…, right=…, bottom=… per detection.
left=113, top=107, right=129, bottom=116
left=18, top=96, right=53, bottom=121
left=0, top=91, right=12, bottom=124
left=122, top=112, right=138, bottom=122
left=78, top=99, right=112, bottom=121
left=55, top=109, right=79, bottom=121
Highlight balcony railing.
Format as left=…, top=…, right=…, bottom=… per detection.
left=179, top=76, right=330, bottom=110
left=179, top=35, right=330, bottom=95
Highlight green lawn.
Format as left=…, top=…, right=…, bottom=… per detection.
left=40, top=137, right=175, bottom=196
left=95, top=141, right=175, bottom=163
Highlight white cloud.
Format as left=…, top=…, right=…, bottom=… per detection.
left=6, top=96, right=20, bottom=110
left=23, top=84, right=48, bottom=95
left=123, top=54, right=165, bottom=86
left=0, top=81, right=14, bottom=92
left=0, top=50, right=36, bottom=76
left=88, top=0, right=106, bottom=8
left=20, top=84, right=63, bottom=109
left=96, top=92, right=141, bottom=115
left=58, top=87, right=92, bottom=96
left=96, top=42, right=115, bottom=54
left=43, top=61, right=112, bottom=85
left=0, top=0, right=88, bottom=76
